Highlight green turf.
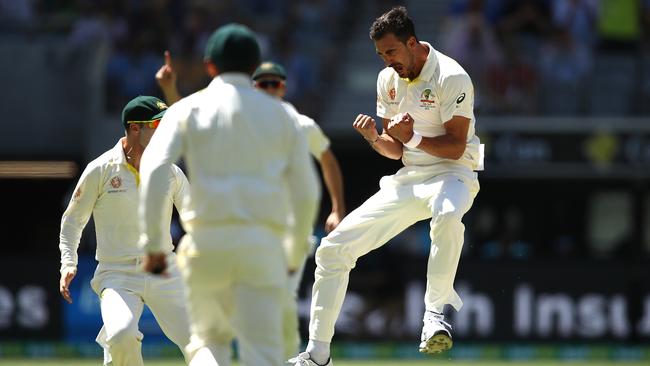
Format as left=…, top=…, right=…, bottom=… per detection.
left=0, top=360, right=648, bottom=366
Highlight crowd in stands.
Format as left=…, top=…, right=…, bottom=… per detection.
left=0, top=0, right=355, bottom=117
left=440, top=0, right=650, bottom=115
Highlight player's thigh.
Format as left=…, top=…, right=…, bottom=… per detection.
left=145, top=266, right=191, bottom=347
left=322, top=185, right=430, bottom=257
left=99, top=287, right=144, bottom=338
left=233, top=283, right=284, bottom=362
left=426, top=174, right=477, bottom=218
left=178, top=237, right=236, bottom=343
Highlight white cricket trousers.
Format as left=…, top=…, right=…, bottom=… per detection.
left=309, top=168, right=479, bottom=342
left=177, top=224, right=288, bottom=366
left=283, top=255, right=308, bottom=358
left=91, top=254, right=191, bottom=366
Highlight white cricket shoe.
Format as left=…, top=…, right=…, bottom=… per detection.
left=288, top=352, right=333, bottom=366
left=419, top=311, right=453, bottom=355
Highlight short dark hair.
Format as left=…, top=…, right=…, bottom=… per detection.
left=369, top=6, right=417, bottom=43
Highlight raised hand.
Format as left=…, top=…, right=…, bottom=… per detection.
left=155, top=51, right=177, bottom=88
left=352, top=114, right=379, bottom=142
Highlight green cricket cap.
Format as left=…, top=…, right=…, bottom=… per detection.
left=204, top=23, right=261, bottom=74
left=252, top=61, right=287, bottom=80
left=121, top=96, right=168, bottom=129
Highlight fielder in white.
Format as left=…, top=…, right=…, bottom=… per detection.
left=155, top=56, right=347, bottom=359
left=251, top=61, right=346, bottom=358
left=291, top=6, right=483, bottom=366
left=139, top=24, right=320, bottom=366
left=58, top=96, right=191, bottom=366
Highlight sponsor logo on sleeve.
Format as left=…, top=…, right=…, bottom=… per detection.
left=456, top=92, right=466, bottom=104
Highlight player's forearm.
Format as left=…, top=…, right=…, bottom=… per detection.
left=59, top=210, right=90, bottom=270
left=161, top=85, right=182, bottom=106
left=286, top=168, right=320, bottom=269
left=416, top=134, right=466, bottom=160
left=370, top=133, right=403, bottom=160
left=288, top=196, right=319, bottom=269
left=319, top=149, right=346, bottom=215
left=138, top=163, right=172, bottom=253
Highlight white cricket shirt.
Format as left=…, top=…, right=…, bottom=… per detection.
left=376, top=42, right=482, bottom=171
left=282, top=101, right=330, bottom=160
left=59, top=139, right=189, bottom=272
left=138, top=73, right=320, bottom=270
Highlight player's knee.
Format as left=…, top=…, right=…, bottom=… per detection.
left=431, top=208, right=463, bottom=227
left=315, top=240, right=355, bottom=270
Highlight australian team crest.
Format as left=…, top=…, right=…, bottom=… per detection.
left=388, top=87, right=396, bottom=100
left=110, top=176, right=122, bottom=189
left=419, top=88, right=435, bottom=110
left=156, top=101, right=168, bottom=111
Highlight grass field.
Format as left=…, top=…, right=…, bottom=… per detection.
left=0, top=360, right=648, bottom=366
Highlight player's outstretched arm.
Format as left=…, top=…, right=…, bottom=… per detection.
left=59, top=164, right=100, bottom=303
left=155, top=50, right=182, bottom=105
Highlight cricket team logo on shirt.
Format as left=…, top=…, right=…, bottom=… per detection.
left=419, top=88, right=435, bottom=110
left=388, top=87, right=396, bottom=101
left=110, top=176, right=122, bottom=189
left=73, top=187, right=82, bottom=201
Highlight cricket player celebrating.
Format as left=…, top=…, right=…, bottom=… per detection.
left=155, top=57, right=347, bottom=359
left=58, top=96, right=191, bottom=366
left=290, top=6, right=483, bottom=366
left=139, top=24, right=320, bottom=366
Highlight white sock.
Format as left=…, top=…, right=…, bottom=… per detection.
left=306, top=339, right=330, bottom=365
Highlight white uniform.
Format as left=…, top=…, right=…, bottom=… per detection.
left=138, top=73, right=320, bottom=366
left=281, top=101, right=330, bottom=357
left=59, top=139, right=191, bottom=365
left=308, top=42, right=482, bottom=343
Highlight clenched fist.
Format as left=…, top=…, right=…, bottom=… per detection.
left=386, top=112, right=414, bottom=143
left=353, top=114, right=379, bottom=142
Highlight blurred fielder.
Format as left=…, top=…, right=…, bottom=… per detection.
left=291, top=6, right=483, bottom=366
left=252, top=61, right=346, bottom=358
left=156, top=56, right=347, bottom=358
left=58, top=96, right=191, bottom=366
left=139, top=24, right=320, bottom=366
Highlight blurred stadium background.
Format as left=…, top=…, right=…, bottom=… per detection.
left=1, top=0, right=650, bottom=364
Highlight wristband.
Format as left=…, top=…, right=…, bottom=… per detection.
left=404, top=132, right=422, bottom=148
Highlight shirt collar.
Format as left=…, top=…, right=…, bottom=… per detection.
left=412, top=41, right=437, bottom=83
left=110, top=138, right=128, bottom=165
left=209, top=72, right=254, bottom=89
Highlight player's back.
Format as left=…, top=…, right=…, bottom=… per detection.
left=176, top=73, right=301, bottom=231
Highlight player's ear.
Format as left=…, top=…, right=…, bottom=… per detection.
left=204, top=59, right=219, bottom=78
left=407, top=36, right=417, bottom=49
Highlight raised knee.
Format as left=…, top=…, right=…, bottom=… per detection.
left=315, top=240, right=355, bottom=270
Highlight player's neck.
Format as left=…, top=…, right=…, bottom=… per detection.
left=410, top=42, right=430, bottom=81
left=121, top=137, right=144, bottom=171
